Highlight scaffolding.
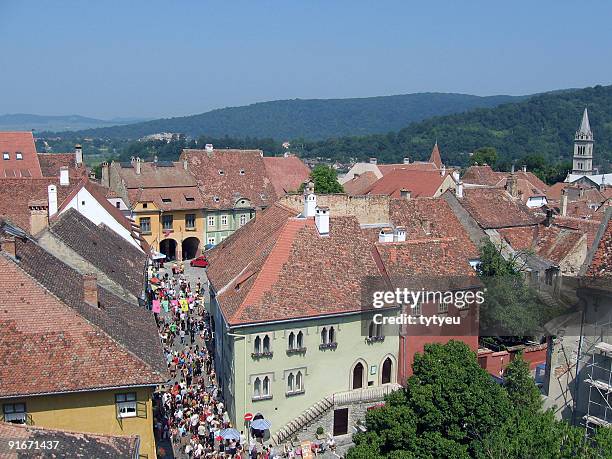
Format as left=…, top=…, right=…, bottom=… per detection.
left=580, top=318, right=612, bottom=436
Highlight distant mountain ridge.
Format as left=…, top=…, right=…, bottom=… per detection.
left=0, top=114, right=149, bottom=132
left=57, top=92, right=529, bottom=140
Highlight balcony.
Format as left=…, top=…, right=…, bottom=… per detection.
left=286, top=347, right=307, bottom=355
left=251, top=351, right=273, bottom=359
left=365, top=336, right=385, bottom=343
left=319, top=342, right=338, bottom=350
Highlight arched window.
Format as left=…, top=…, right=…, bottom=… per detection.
left=296, top=371, right=303, bottom=391
left=382, top=357, right=393, bottom=384
left=328, top=327, right=335, bottom=343
left=254, top=336, right=261, bottom=354
left=263, top=335, right=270, bottom=353
left=297, top=331, right=304, bottom=348
left=288, top=332, right=295, bottom=350
left=254, top=377, right=261, bottom=397
left=321, top=327, right=328, bottom=345
left=352, top=362, right=364, bottom=389
left=263, top=376, right=270, bottom=395
left=287, top=373, right=294, bottom=392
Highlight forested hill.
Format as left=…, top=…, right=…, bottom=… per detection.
left=297, top=85, right=612, bottom=170
left=62, top=93, right=525, bottom=140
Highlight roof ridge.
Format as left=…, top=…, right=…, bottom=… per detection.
left=230, top=218, right=308, bottom=323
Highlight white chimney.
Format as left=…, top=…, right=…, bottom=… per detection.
left=522, top=165, right=527, bottom=173
left=74, top=144, right=83, bottom=165
left=394, top=226, right=406, bottom=242
left=369, top=157, right=377, bottom=165
left=403, top=157, right=410, bottom=165
left=302, top=182, right=317, bottom=218
left=135, top=157, right=141, bottom=175
left=400, top=189, right=411, bottom=200
left=561, top=192, right=568, bottom=217
left=183, top=159, right=188, bottom=170
left=48, top=184, right=58, bottom=217
left=205, top=144, right=214, bottom=152
left=452, top=170, right=460, bottom=182
left=378, top=227, right=394, bottom=243
left=440, top=164, right=446, bottom=176
left=59, top=167, right=69, bottom=186
left=315, top=206, right=330, bottom=235
left=455, top=181, right=464, bottom=199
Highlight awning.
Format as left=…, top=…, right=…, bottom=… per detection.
left=151, top=251, right=166, bottom=260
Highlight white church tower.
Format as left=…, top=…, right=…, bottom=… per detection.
left=572, top=108, right=594, bottom=175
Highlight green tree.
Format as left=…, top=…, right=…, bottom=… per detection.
left=301, top=164, right=344, bottom=194
left=470, top=147, right=498, bottom=167
left=503, top=355, right=543, bottom=413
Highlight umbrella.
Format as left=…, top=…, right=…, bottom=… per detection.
left=151, top=251, right=166, bottom=260
left=250, top=418, right=272, bottom=430
left=220, top=428, right=241, bottom=440
left=150, top=277, right=160, bottom=284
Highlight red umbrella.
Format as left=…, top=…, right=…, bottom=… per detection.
left=150, top=277, right=160, bottom=284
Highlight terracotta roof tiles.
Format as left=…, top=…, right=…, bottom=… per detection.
left=0, top=132, right=42, bottom=179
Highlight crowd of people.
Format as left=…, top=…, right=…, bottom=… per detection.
left=149, top=265, right=283, bottom=458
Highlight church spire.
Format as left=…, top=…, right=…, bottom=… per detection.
left=577, top=107, right=592, bottom=137
left=429, top=141, right=443, bottom=169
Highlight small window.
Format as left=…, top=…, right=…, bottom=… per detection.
left=162, top=214, right=173, bottom=230
left=254, top=336, right=261, bottom=354
left=2, top=152, right=9, bottom=160
left=321, top=327, right=328, bottom=345
left=263, top=376, right=270, bottom=396
left=438, top=302, right=449, bottom=314
left=221, top=215, right=228, bottom=226
left=263, top=335, right=271, bottom=353
left=142, top=203, right=148, bottom=209
left=16, top=153, right=23, bottom=160
left=208, top=215, right=215, bottom=227
left=185, top=196, right=195, bottom=202
left=412, top=303, right=422, bottom=316
left=3, top=403, right=26, bottom=424
left=139, top=217, right=151, bottom=233
left=218, top=170, right=224, bottom=176
left=239, top=214, right=247, bottom=227
left=213, top=196, right=220, bottom=203
left=239, top=169, right=245, bottom=175
left=161, top=198, right=172, bottom=203
left=254, top=377, right=261, bottom=397
left=207, top=236, right=216, bottom=246
left=115, top=202, right=121, bottom=208
left=115, top=393, right=137, bottom=418
left=297, top=331, right=304, bottom=348
left=185, top=213, right=196, bottom=229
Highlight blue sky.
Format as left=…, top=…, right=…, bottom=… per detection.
left=1, top=0, right=611, bottom=118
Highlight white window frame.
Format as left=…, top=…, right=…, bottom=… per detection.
left=250, top=373, right=274, bottom=401
left=239, top=214, right=247, bottom=227
left=221, top=215, right=228, bottom=227
left=15, top=153, right=23, bottom=160
left=2, top=153, right=9, bottom=160
left=115, top=392, right=137, bottom=418
left=207, top=236, right=216, bottom=246
left=208, top=215, right=215, bottom=227
left=438, top=302, right=449, bottom=314
left=2, top=403, right=26, bottom=423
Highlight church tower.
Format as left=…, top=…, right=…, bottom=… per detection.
left=572, top=107, right=594, bottom=175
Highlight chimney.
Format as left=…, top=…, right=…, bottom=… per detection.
left=511, top=164, right=515, bottom=173
left=393, top=226, right=406, bottom=242
left=452, top=170, right=460, bottom=182
left=315, top=206, right=330, bottom=235
left=48, top=184, right=58, bottom=217
left=441, top=164, right=446, bottom=177
left=303, top=181, right=316, bottom=218
left=506, top=174, right=518, bottom=198
left=183, top=159, right=188, bottom=170
left=74, top=144, right=83, bottom=165
left=83, top=274, right=98, bottom=307
left=455, top=181, right=464, bottom=199
left=403, top=157, right=410, bottom=165
left=378, top=227, right=394, bottom=243
left=544, top=209, right=554, bottom=227
left=59, top=166, right=69, bottom=186
left=101, top=162, right=110, bottom=187
left=400, top=189, right=411, bottom=200
left=205, top=144, right=214, bottom=155
left=153, top=155, right=158, bottom=163
left=369, top=157, right=377, bottom=165
left=1, top=236, right=16, bottom=258
left=135, top=157, right=141, bottom=175
left=561, top=192, right=568, bottom=217
left=29, top=201, right=49, bottom=235
left=522, top=165, right=527, bottom=173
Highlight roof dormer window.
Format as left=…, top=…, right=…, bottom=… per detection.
left=15, top=152, right=23, bottom=160
left=213, top=196, right=220, bottom=203
left=2, top=152, right=9, bottom=160
left=218, top=170, right=224, bottom=176
left=161, top=198, right=172, bottom=203
left=239, top=169, right=245, bottom=175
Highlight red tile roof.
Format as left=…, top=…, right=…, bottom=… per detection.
left=0, top=241, right=167, bottom=397
left=207, top=197, right=479, bottom=326
left=262, top=155, right=311, bottom=195
left=38, top=152, right=87, bottom=178
left=377, top=162, right=436, bottom=175
left=0, top=422, right=139, bottom=458
left=458, top=188, right=540, bottom=229
left=462, top=165, right=503, bottom=186
left=114, top=160, right=197, bottom=188
left=343, top=171, right=379, bottom=195
left=543, top=214, right=602, bottom=249
left=586, top=210, right=612, bottom=278
left=181, top=149, right=278, bottom=209
left=0, top=177, right=79, bottom=233
left=364, top=169, right=449, bottom=198
left=0, top=132, right=42, bottom=178
left=128, top=186, right=205, bottom=211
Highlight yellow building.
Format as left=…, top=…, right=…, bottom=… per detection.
left=104, top=158, right=205, bottom=260
left=0, top=221, right=168, bottom=459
